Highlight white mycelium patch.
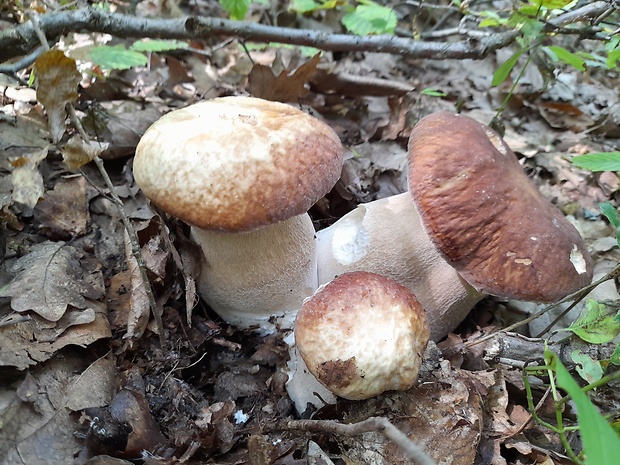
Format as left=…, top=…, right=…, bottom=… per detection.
left=331, top=217, right=370, bottom=265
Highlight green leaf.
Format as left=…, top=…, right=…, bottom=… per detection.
left=421, top=88, right=446, bottom=97
left=529, top=0, right=572, bottom=9
left=563, top=299, right=620, bottom=344
left=611, top=344, right=620, bottom=365
left=518, top=17, right=544, bottom=45
left=130, top=39, right=189, bottom=53
left=571, top=350, right=603, bottom=384
left=545, top=45, right=586, bottom=71
left=608, top=49, right=620, bottom=69
left=290, top=0, right=321, bottom=13
left=220, top=0, right=251, bottom=20
left=518, top=5, right=541, bottom=17
left=572, top=152, right=620, bottom=172
left=342, top=0, right=397, bottom=35
left=479, top=18, right=502, bottom=27
left=289, top=0, right=338, bottom=12
left=546, top=349, right=620, bottom=465
left=600, top=202, right=620, bottom=247
left=88, top=45, right=148, bottom=71
left=478, top=9, right=507, bottom=27
left=600, top=202, right=620, bottom=229
left=492, top=49, right=525, bottom=87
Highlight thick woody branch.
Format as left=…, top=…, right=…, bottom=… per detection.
left=1, top=7, right=518, bottom=63
left=1, top=2, right=616, bottom=64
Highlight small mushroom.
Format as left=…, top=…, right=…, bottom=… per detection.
left=316, top=112, right=593, bottom=340
left=294, top=271, right=430, bottom=400
left=133, top=96, right=344, bottom=330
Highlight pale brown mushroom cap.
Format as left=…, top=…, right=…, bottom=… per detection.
left=133, top=96, right=344, bottom=232
left=408, top=112, right=593, bottom=302
left=295, top=271, right=430, bottom=400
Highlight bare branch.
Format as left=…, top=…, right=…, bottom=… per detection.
left=266, top=416, right=437, bottom=465
left=547, top=1, right=614, bottom=29
left=0, top=7, right=517, bottom=63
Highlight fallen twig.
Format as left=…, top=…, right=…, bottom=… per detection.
left=266, top=416, right=437, bottom=465
left=465, top=262, right=620, bottom=349
left=0, top=7, right=515, bottom=62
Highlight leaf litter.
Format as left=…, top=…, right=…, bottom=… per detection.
left=0, top=9, right=619, bottom=465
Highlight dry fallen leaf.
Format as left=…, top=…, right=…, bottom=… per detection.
left=34, top=49, right=81, bottom=142
left=0, top=241, right=101, bottom=322
left=62, top=136, right=108, bottom=170
left=0, top=286, right=110, bottom=370
left=33, top=176, right=90, bottom=239
left=9, top=146, right=48, bottom=208
left=0, top=354, right=116, bottom=465
left=248, top=53, right=320, bottom=102
left=123, top=230, right=150, bottom=339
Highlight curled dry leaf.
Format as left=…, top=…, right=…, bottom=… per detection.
left=84, top=386, right=167, bottom=458
left=0, top=354, right=116, bottom=465
left=9, top=146, right=48, bottom=208
left=62, top=135, right=108, bottom=170
left=33, top=49, right=81, bottom=142
left=0, top=241, right=101, bottom=322
left=0, top=287, right=110, bottom=370
left=123, top=229, right=150, bottom=340
left=248, top=53, right=320, bottom=102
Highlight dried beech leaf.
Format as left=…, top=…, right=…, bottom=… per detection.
left=248, top=53, right=320, bottom=102
left=62, top=136, right=108, bottom=169
left=0, top=241, right=100, bottom=322
left=34, top=50, right=81, bottom=142
left=10, top=146, right=48, bottom=208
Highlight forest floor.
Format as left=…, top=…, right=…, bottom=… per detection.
left=1, top=2, right=620, bottom=465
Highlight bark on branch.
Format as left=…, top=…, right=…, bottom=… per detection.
left=0, top=1, right=615, bottom=66
left=0, top=0, right=618, bottom=66
left=0, top=7, right=518, bottom=63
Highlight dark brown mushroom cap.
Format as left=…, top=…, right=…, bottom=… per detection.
left=134, top=96, right=344, bottom=232
left=408, top=112, right=593, bottom=302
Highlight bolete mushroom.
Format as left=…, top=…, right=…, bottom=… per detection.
left=316, top=112, right=593, bottom=340
left=294, top=271, right=430, bottom=400
left=133, top=96, right=344, bottom=330
left=408, top=112, right=592, bottom=303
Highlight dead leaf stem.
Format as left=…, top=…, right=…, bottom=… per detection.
left=66, top=103, right=167, bottom=350
left=465, top=262, right=620, bottom=349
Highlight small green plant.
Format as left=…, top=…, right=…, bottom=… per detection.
left=472, top=0, right=620, bottom=117
left=220, top=0, right=396, bottom=35
left=523, top=348, right=620, bottom=464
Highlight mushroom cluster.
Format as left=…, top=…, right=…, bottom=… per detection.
left=134, top=100, right=593, bottom=409
left=316, top=112, right=593, bottom=340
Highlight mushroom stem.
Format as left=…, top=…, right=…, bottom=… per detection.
left=315, top=193, right=484, bottom=341
left=192, top=213, right=318, bottom=332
